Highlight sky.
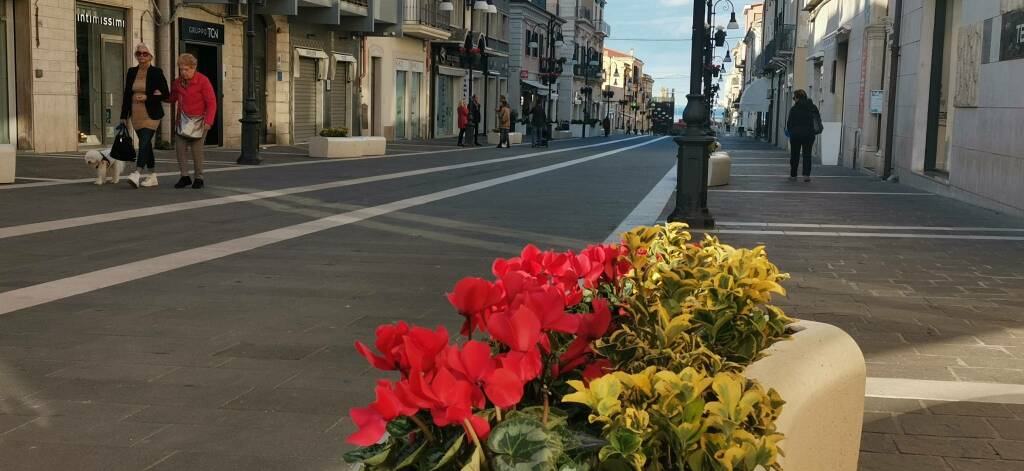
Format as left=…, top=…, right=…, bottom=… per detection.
left=603, top=0, right=758, bottom=120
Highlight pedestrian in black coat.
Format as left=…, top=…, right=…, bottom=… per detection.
left=786, top=89, right=821, bottom=182
left=469, top=95, right=482, bottom=146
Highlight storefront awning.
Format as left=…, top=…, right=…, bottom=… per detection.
left=438, top=65, right=465, bottom=77
left=521, top=79, right=551, bottom=95
left=738, top=78, right=770, bottom=113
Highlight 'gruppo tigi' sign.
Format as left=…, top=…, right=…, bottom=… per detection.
left=180, top=19, right=225, bottom=45
left=1001, top=8, right=1024, bottom=62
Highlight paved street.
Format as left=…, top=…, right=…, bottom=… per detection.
left=2, top=133, right=1024, bottom=470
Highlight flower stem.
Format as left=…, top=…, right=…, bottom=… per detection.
left=409, top=414, right=436, bottom=443
left=494, top=406, right=502, bottom=422
left=542, top=390, right=550, bottom=426
left=463, top=418, right=491, bottom=471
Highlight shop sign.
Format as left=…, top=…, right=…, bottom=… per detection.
left=520, top=70, right=529, bottom=79
left=180, top=18, right=224, bottom=45
left=869, top=90, right=884, bottom=114
left=76, top=6, right=125, bottom=29
left=1001, top=9, right=1024, bottom=62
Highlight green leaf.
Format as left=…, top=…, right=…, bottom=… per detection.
left=460, top=445, right=483, bottom=471
left=386, top=416, right=416, bottom=438
left=392, top=440, right=426, bottom=470
left=422, top=433, right=465, bottom=471
left=343, top=441, right=392, bottom=465
left=487, top=416, right=560, bottom=471
left=607, top=427, right=642, bottom=456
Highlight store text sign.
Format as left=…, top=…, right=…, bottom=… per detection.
left=76, top=8, right=125, bottom=29
left=1001, top=9, right=1024, bottom=62
left=180, top=19, right=225, bottom=45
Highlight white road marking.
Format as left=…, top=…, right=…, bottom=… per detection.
left=21, top=153, right=235, bottom=166
left=709, top=189, right=933, bottom=196
left=716, top=221, right=1024, bottom=232
left=693, top=228, right=1024, bottom=241
left=604, top=165, right=677, bottom=244
left=0, top=137, right=649, bottom=240
left=866, top=377, right=1024, bottom=405
left=730, top=175, right=872, bottom=178
left=15, top=177, right=73, bottom=182
left=0, top=137, right=667, bottom=315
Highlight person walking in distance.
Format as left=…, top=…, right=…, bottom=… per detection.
left=497, top=96, right=512, bottom=148
left=167, top=53, right=217, bottom=189
left=530, top=100, right=546, bottom=147
left=785, top=89, right=822, bottom=182
left=457, top=99, right=469, bottom=147
left=469, top=95, right=482, bottom=146
left=121, top=43, right=169, bottom=189
left=602, top=116, right=611, bottom=137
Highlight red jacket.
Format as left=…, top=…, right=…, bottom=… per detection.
left=457, top=105, right=469, bottom=129
left=168, top=72, right=217, bottom=126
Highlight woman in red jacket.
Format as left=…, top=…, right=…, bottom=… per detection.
left=457, top=99, right=469, bottom=147
left=167, top=53, right=217, bottom=189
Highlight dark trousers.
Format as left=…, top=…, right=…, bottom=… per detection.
left=790, top=136, right=815, bottom=177
left=498, top=128, right=510, bottom=147
left=532, top=125, right=544, bottom=146
left=457, top=127, right=467, bottom=145
left=135, top=128, right=156, bottom=170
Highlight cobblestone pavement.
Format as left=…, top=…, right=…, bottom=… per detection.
left=695, top=136, right=1024, bottom=470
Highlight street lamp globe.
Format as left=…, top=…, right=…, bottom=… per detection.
left=439, top=0, right=454, bottom=12
left=728, top=12, right=739, bottom=29
left=554, top=32, right=564, bottom=48
left=723, top=54, right=731, bottom=63
left=473, top=1, right=489, bottom=11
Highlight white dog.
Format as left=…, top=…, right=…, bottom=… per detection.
left=84, top=150, right=125, bottom=185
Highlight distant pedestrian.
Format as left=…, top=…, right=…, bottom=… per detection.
left=469, top=95, right=482, bottom=146
left=602, top=116, right=611, bottom=137
left=530, top=101, right=546, bottom=147
left=786, top=89, right=822, bottom=182
left=457, top=99, right=469, bottom=147
left=121, top=43, right=169, bottom=189
left=497, top=96, right=511, bottom=148
left=167, top=53, right=217, bottom=189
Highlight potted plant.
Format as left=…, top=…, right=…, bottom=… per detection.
left=343, top=224, right=865, bottom=470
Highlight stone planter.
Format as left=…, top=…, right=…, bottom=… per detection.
left=486, top=132, right=523, bottom=145
left=707, top=151, right=731, bottom=187
left=309, top=136, right=361, bottom=159
left=552, top=130, right=572, bottom=140
left=0, top=144, right=14, bottom=184
left=743, top=320, right=866, bottom=471
left=308, top=136, right=387, bottom=159
left=569, top=124, right=598, bottom=138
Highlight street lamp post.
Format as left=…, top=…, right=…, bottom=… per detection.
left=237, top=0, right=264, bottom=165
left=579, top=48, right=600, bottom=139
left=538, top=17, right=565, bottom=131
left=668, top=0, right=715, bottom=228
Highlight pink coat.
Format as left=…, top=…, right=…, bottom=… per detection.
left=458, top=105, right=469, bottom=129
left=168, top=72, right=217, bottom=126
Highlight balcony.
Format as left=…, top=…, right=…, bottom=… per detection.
left=576, top=6, right=593, bottom=24
left=403, top=0, right=454, bottom=40
left=339, top=0, right=368, bottom=16
left=374, top=0, right=400, bottom=24
left=761, top=24, right=795, bottom=73
left=599, top=20, right=611, bottom=37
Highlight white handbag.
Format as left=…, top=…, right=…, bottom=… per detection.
left=177, top=110, right=205, bottom=139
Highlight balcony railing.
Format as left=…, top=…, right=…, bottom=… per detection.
left=600, top=20, right=611, bottom=36
left=577, top=6, right=593, bottom=23
left=404, top=0, right=454, bottom=30
left=342, top=0, right=368, bottom=6
left=761, top=24, right=796, bottom=72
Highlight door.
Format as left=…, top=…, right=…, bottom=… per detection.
left=330, top=61, right=349, bottom=130
left=371, top=57, right=382, bottom=136
left=926, top=0, right=955, bottom=174
left=183, top=42, right=222, bottom=145
left=0, top=0, right=10, bottom=144
left=293, top=57, right=319, bottom=142
left=409, top=71, right=421, bottom=140
left=100, top=37, right=124, bottom=144
left=434, top=75, right=453, bottom=137
left=395, top=70, right=407, bottom=139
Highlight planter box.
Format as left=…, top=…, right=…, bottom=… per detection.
left=552, top=130, right=572, bottom=140
left=743, top=320, right=866, bottom=471
left=309, top=136, right=387, bottom=159
left=309, top=136, right=362, bottom=159
left=486, top=132, right=523, bottom=145
left=708, top=151, right=731, bottom=187
left=0, top=144, right=14, bottom=184
left=569, top=124, right=599, bottom=138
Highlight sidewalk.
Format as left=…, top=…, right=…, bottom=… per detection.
left=677, top=136, right=1024, bottom=470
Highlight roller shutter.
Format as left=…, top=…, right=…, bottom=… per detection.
left=293, top=57, right=318, bottom=142
left=330, top=62, right=349, bottom=130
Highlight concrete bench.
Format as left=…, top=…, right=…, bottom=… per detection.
left=552, top=130, right=572, bottom=140
left=0, top=144, right=14, bottom=184
left=708, top=151, right=731, bottom=187
left=309, top=136, right=361, bottom=159
left=486, top=132, right=523, bottom=145
left=355, top=136, right=387, bottom=156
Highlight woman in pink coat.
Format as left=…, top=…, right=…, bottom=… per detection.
left=457, top=100, right=469, bottom=147
left=166, top=53, right=217, bottom=189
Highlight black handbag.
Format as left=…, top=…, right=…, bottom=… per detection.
left=812, top=111, right=824, bottom=135
left=109, top=123, right=137, bottom=162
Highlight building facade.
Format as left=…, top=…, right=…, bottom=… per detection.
left=556, top=0, right=608, bottom=124
left=508, top=0, right=564, bottom=126
left=601, top=47, right=642, bottom=130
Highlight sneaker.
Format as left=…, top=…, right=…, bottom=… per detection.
left=140, top=174, right=159, bottom=187
left=804, top=177, right=811, bottom=182
left=174, top=176, right=192, bottom=188
left=126, top=171, right=141, bottom=188
left=788, top=176, right=797, bottom=182
left=191, top=178, right=204, bottom=189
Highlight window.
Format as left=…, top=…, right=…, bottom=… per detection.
left=538, top=35, right=544, bottom=58
left=830, top=60, right=837, bottom=93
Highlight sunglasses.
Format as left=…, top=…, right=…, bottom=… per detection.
left=135, top=51, right=151, bottom=57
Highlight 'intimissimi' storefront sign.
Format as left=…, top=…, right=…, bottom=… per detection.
left=76, top=6, right=126, bottom=29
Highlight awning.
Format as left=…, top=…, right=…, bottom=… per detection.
left=438, top=65, right=465, bottom=77
left=333, top=53, right=356, bottom=63
left=738, top=78, right=770, bottom=113
left=521, top=79, right=551, bottom=95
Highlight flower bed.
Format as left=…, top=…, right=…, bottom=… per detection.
left=344, top=224, right=803, bottom=470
